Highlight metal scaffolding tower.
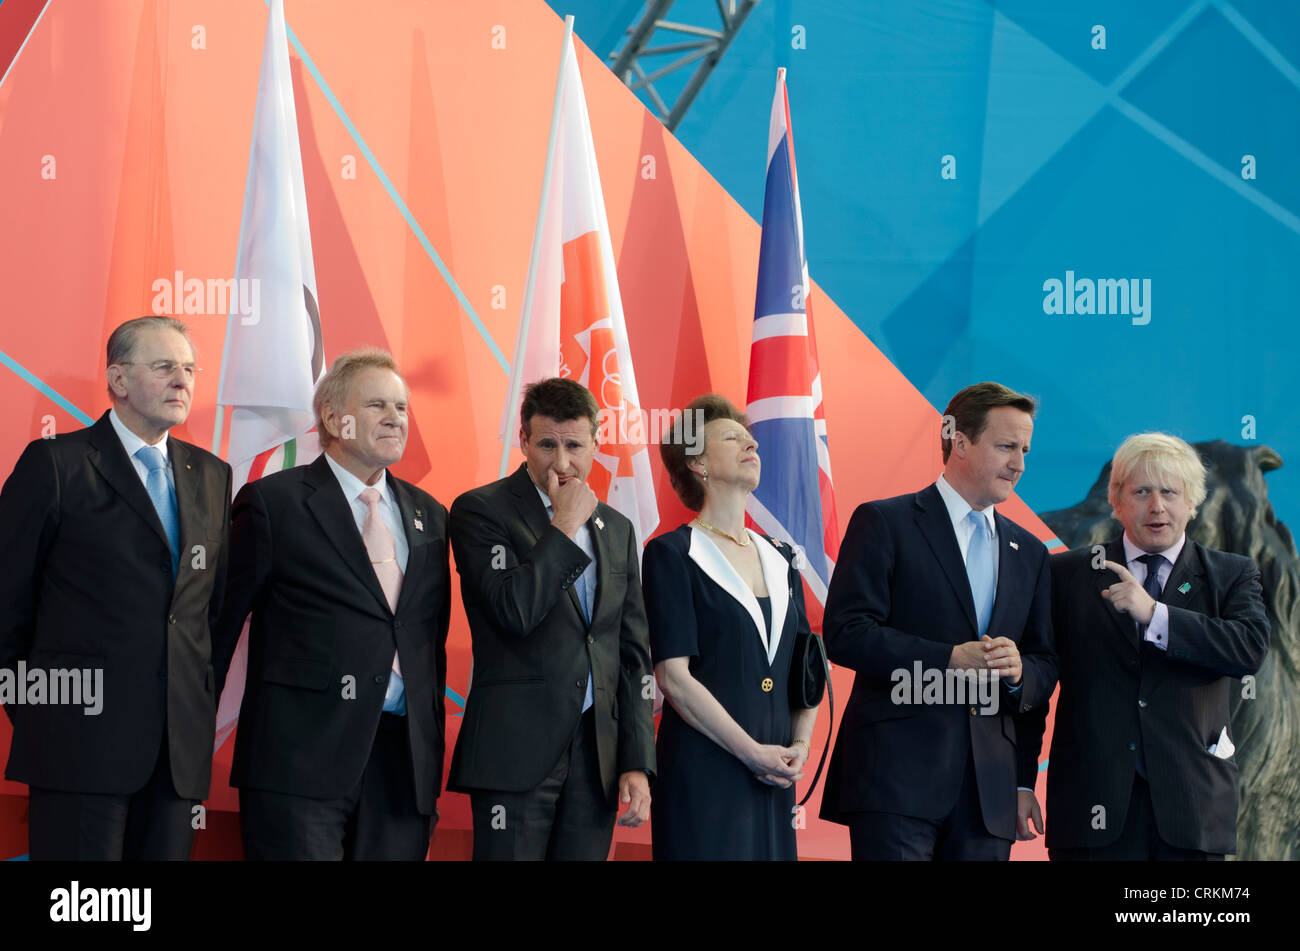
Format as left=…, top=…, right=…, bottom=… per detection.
left=608, top=0, right=758, bottom=132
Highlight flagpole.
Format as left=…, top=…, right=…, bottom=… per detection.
left=211, top=403, right=226, bottom=455
left=498, top=14, right=575, bottom=479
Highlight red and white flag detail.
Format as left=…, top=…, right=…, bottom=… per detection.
left=501, top=31, right=658, bottom=551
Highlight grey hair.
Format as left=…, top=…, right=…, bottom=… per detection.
left=105, top=315, right=194, bottom=401
left=312, top=348, right=406, bottom=447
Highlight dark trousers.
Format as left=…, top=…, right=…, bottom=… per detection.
left=1050, top=773, right=1225, bottom=861
left=470, top=709, right=615, bottom=861
left=28, top=734, right=196, bottom=861
left=240, top=713, right=432, bottom=861
left=847, top=749, right=1012, bottom=861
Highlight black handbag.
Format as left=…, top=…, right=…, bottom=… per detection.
left=789, top=628, right=827, bottom=709
left=788, top=627, right=834, bottom=808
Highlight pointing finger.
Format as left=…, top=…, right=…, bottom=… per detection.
left=1103, top=560, right=1136, bottom=583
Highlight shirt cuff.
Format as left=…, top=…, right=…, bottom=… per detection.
left=1004, top=679, right=1022, bottom=694
left=1144, top=603, right=1170, bottom=650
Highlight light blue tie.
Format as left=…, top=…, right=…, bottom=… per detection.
left=574, top=570, right=592, bottom=623
left=965, top=510, right=995, bottom=637
left=574, top=569, right=593, bottom=713
left=138, top=445, right=179, bottom=578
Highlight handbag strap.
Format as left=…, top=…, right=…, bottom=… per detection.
left=797, top=632, right=834, bottom=809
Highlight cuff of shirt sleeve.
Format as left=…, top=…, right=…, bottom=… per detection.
left=1144, top=602, right=1170, bottom=650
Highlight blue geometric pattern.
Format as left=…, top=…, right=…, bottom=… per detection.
left=553, top=0, right=1300, bottom=531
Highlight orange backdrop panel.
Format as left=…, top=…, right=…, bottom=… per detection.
left=0, top=0, right=1058, bottom=859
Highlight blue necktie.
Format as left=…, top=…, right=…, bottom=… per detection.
left=138, top=445, right=179, bottom=578
left=574, top=567, right=593, bottom=713
left=1132, top=553, right=1165, bottom=779
left=1136, top=553, right=1166, bottom=637
left=965, top=510, right=995, bottom=637
left=574, top=569, right=592, bottom=623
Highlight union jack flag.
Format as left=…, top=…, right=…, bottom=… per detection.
left=745, top=68, right=839, bottom=607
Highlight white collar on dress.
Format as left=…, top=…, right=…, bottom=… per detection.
left=686, top=524, right=790, bottom=664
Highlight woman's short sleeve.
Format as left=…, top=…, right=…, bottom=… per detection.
left=642, top=535, right=700, bottom=663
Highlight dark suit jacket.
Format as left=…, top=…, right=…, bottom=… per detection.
left=0, top=411, right=231, bottom=799
left=1018, top=538, right=1269, bottom=854
left=447, top=464, right=655, bottom=802
left=212, top=454, right=451, bottom=815
left=820, top=483, right=1056, bottom=840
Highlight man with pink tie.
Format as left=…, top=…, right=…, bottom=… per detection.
left=213, top=348, right=452, bottom=860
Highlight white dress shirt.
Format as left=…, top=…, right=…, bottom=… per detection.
left=323, top=453, right=409, bottom=573
left=109, top=407, right=173, bottom=492
left=1123, top=532, right=1185, bottom=651
left=936, top=473, right=999, bottom=591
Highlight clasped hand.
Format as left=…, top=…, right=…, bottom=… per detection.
left=745, top=742, right=806, bottom=788
left=949, top=635, right=1022, bottom=685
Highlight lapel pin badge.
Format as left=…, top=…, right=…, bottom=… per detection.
left=594, top=516, right=605, bottom=530
left=1178, top=581, right=1191, bottom=594
left=1009, top=540, right=1019, bottom=550
left=413, top=518, right=424, bottom=532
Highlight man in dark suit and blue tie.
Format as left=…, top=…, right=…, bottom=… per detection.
left=448, top=377, right=655, bottom=860
left=1017, top=433, right=1268, bottom=860
left=0, top=316, right=232, bottom=860
left=820, top=381, right=1057, bottom=860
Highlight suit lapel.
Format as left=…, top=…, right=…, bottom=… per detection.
left=168, top=437, right=202, bottom=582
left=305, top=455, right=391, bottom=616
left=752, top=535, right=790, bottom=663
left=508, top=464, right=551, bottom=545
left=913, top=484, right=978, bottom=637
left=586, top=505, right=614, bottom=629
left=987, top=511, right=1028, bottom=636
left=1096, top=537, right=1139, bottom=647
left=388, top=474, right=426, bottom=615
left=1162, top=540, right=1205, bottom=612
left=87, top=413, right=173, bottom=551
left=687, top=525, right=771, bottom=662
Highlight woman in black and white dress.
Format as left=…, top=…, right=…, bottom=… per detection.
left=643, top=394, right=817, bottom=860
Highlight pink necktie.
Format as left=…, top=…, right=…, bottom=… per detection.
left=361, top=487, right=403, bottom=676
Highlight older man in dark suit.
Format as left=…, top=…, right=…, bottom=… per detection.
left=0, top=315, right=232, bottom=860
left=213, top=348, right=451, bottom=860
left=1017, top=433, right=1268, bottom=860
left=448, top=377, right=655, bottom=860
left=821, top=381, right=1057, bottom=860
